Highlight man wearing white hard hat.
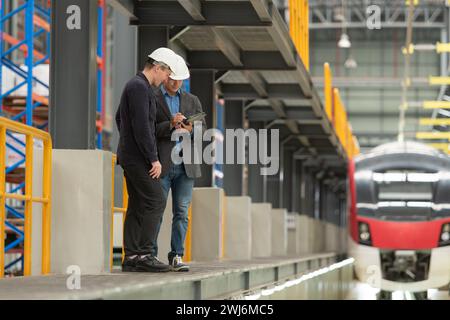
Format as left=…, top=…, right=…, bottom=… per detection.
left=116, top=47, right=178, bottom=273
left=152, top=54, right=206, bottom=272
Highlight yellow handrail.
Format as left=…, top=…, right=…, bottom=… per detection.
left=324, top=63, right=333, bottom=120
left=183, top=204, right=192, bottom=262
left=221, top=189, right=226, bottom=259
left=110, top=155, right=129, bottom=270
left=0, top=116, right=52, bottom=278
left=289, top=0, right=310, bottom=70
left=323, top=64, right=360, bottom=159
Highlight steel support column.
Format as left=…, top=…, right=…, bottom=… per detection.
left=291, top=158, right=302, bottom=213
left=223, top=100, right=244, bottom=196
left=339, top=187, right=347, bottom=228
left=266, top=134, right=282, bottom=208
left=321, top=183, right=331, bottom=223
left=50, top=0, right=98, bottom=149
left=301, top=165, right=317, bottom=217
left=111, top=8, right=137, bottom=204
left=313, top=177, right=321, bottom=220
left=190, top=70, right=215, bottom=187
left=248, top=121, right=265, bottom=202
left=282, top=146, right=294, bottom=211
left=137, top=26, right=169, bottom=69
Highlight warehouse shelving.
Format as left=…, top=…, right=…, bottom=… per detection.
left=0, top=0, right=50, bottom=276
left=0, top=0, right=108, bottom=276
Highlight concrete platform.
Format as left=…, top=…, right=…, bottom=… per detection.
left=251, top=203, right=272, bottom=258
left=225, top=196, right=252, bottom=260
left=0, top=254, right=339, bottom=300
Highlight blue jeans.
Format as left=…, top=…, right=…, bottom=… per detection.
left=151, top=164, right=194, bottom=259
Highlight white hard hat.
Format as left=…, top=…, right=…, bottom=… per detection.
left=170, top=54, right=190, bottom=81
left=148, top=47, right=177, bottom=73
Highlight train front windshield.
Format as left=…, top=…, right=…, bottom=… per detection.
left=355, top=170, right=450, bottom=221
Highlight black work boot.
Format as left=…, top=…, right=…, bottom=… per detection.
left=135, top=255, right=171, bottom=273
left=122, top=255, right=140, bottom=272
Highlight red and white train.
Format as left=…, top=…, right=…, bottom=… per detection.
left=348, top=141, right=450, bottom=299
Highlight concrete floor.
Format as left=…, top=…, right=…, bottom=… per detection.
left=0, top=255, right=335, bottom=300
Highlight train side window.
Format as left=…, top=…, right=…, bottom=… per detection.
left=355, top=173, right=378, bottom=217
left=434, top=175, right=449, bottom=203
left=433, top=175, right=450, bottom=217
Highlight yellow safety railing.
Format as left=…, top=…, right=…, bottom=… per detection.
left=416, top=131, right=450, bottom=140
left=221, top=189, right=226, bottom=259
left=110, top=154, right=128, bottom=270
left=289, top=0, right=310, bottom=70
left=423, top=101, right=450, bottom=109
left=333, top=88, right=348, bottom=147
left=324, top=63, right=333, bottom=120
left=429, top=76, right=450, bottom=86
left=110, top=156, right=193, bottom=269
left=420, top=118, right=450, bottom=126
left=0, top=116, right=52, bottom=278
left=184, top=205, right=192, bottom=262
left=323, top=64, right=360, bottom=159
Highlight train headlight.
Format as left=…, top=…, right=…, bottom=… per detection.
left=439, top=224, right=450, bottom=247
left=358, top=222, right=372, bottom=246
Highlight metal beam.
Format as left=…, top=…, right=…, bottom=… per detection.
left=215, top=70, right=231, bottom=83
left=309, top=3, right=445, bottom=30
left=223, top=100, right=245, bottom=196
left=210, top=28, right=243, bottom=66
left=177, top=0, right=205, bottom=21
left=188, top=51, right=294, bottom=70
left=250, top=0, right=272, bottom=22
left=50, top=0, right=98, bottom=149
left=248, top=121, right=266, bottom=202
left=107, top=0, right=135, bottom=18
left=243, top=71, right=268, bottom=98
left=133, top=1, right=272, bottom=26
left=190, top=70, right=215, bottom=187
left=220, top=83, right=307, bottom=100
left=247, top=107, right=317, bottom=122
left=137, top=26, right=169, bottom=69
left=312, top=77, right=430, bottom=89
left=266, top=4, right=296, bottom=67
left=285, top=120, right=300, bottom=134
left=169, top=26, right=191, bottom=41
left=268, top=99, right=286, bottom=118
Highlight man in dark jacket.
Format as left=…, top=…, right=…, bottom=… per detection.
left=151, top=54, right=206, bottom=271
left=116, top=48, right=178, bottom=273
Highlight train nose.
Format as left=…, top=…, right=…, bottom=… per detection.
left=381, top=250, right=431, bottom=282
left=393, top=254, right=415, bottom=273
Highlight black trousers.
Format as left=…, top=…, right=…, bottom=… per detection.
left=122, top=163, right=166, bottom=256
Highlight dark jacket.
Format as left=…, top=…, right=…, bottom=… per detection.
left=115, top=72, right=158, bottom=168
left=155, top=88, right=206, bottom=178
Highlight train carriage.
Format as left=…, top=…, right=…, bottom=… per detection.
left=349, top=141, right=450, bottom=298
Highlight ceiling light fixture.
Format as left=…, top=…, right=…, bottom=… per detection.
left=345, top=55, right=358, bottom=68
left=339, top=33, right=352, bottom=48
